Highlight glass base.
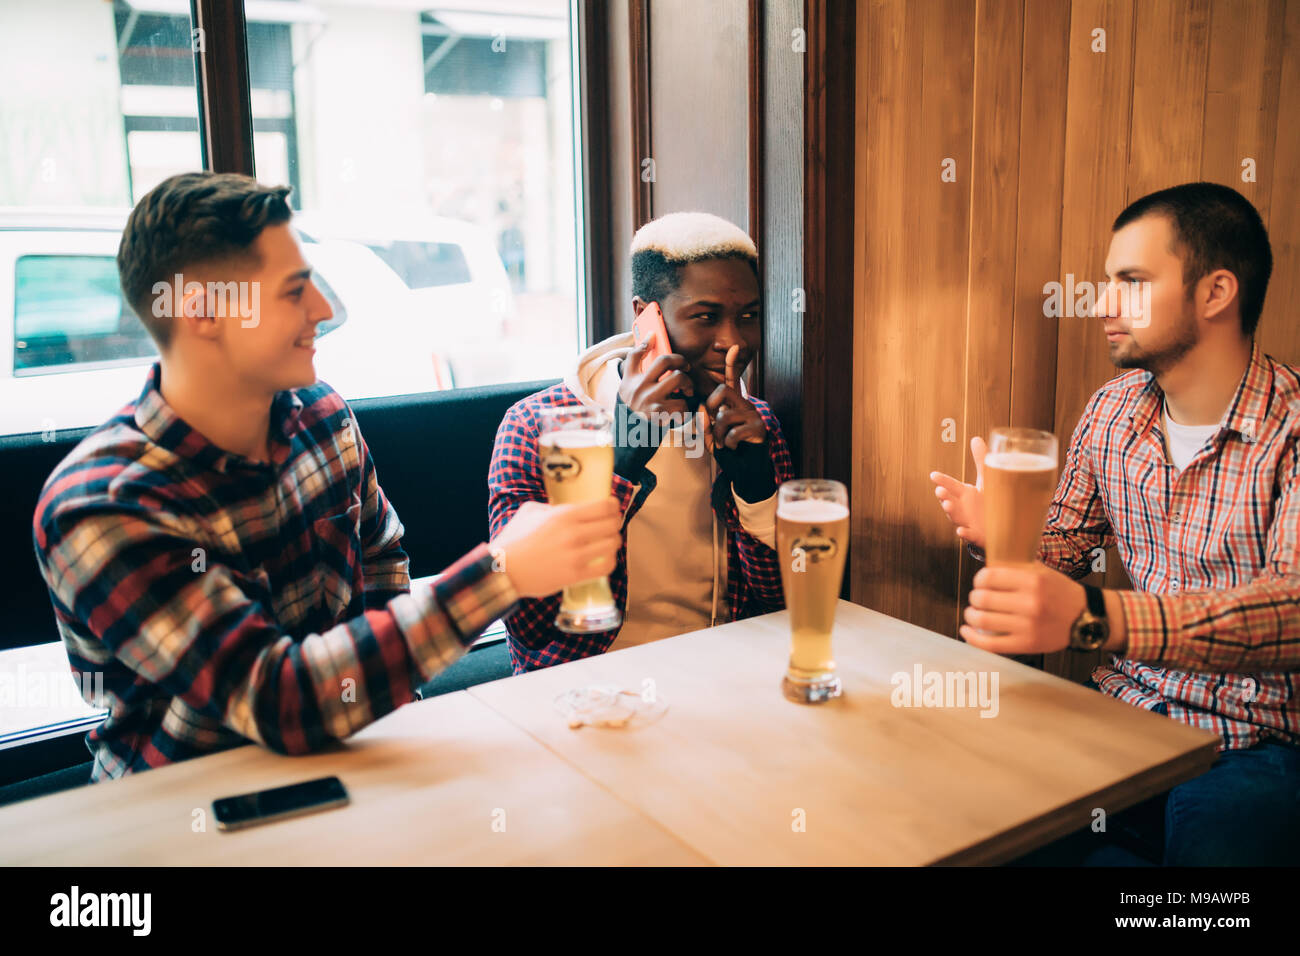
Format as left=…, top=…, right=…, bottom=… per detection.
left=782, top=673, right=842, bottom=704
left=556, top=605, right=622, bottom=634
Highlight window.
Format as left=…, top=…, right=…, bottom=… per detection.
left=14, top=254, right=156, bottom=373
left=0, top=0, right=203, bottom=436
left=0, top=0, right=587, bottom=435
left=246, top=1, right=584, bottom=397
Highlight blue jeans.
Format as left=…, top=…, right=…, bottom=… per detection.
left=1010, top=682, right=1300, bottom=866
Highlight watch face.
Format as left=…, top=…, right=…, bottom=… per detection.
left=1075, top=621, right=1107, bottom=650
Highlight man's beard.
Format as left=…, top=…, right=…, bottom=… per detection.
left=1112, top=308, right=1199, bottom=377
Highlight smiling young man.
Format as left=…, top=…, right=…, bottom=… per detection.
left=489, top=212, right=794, bottom=672
left=32, top=172, right=621, bottom=779
left=931, top=182, right=1299, bottom=865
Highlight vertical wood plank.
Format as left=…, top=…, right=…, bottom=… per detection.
left=1259, top=0, right=1300, bottom=364
left=1199, top=0, right=1286, bottom=222
left=1009, top=0, right=1071, bottom=434
left=956, top=0, right=1025, bottom=642
left=852, top=0, right=975, bottom=634
left=1053, top=0, right=1136, bottom=476
left=1127, top=0, right=1213, bottom=197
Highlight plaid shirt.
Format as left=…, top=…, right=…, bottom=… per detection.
left=32, top=364, right=517, bottom=781
left=1040, top=343, right=1300, bottom=752
left=488, top=382, right=794, bottom=672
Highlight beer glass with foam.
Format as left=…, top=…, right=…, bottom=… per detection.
left=538, top=406, right=622, bottom=633
left=983, top=428, right=1059, bottom=566
left=777, top=479, right=850, bottom=703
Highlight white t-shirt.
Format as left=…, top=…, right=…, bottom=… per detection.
left=1162, top=402, right=1219, bottom=472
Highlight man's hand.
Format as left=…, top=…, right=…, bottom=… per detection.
left=491, top=498, right=622, bottom=598
left=960, top=562, right=1086, bottom=654
left=705, top=345, right=767, bottom=450
left=618, top=339, right=694, bottom=421
left=930, top=436, right=988, bottom=550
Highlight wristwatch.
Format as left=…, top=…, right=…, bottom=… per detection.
left=1069, top=584, right=1109, bottom=651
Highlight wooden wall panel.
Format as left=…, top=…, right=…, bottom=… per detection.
left=1260, top=0, right=1300, bottom=363
left=1126, top=0, right=1211, bottom=197
left=956, top=0, right=1025, bottom=641
left=1199, top=0, right=1286, bottom=222
left=1053, top=0, right=1136, bottom=451
left=852, top=0, right=975, bottom=634
left=1008, top=0, right=1070, bottom=432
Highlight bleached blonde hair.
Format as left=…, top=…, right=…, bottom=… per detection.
left=630, top=211, right=757, bottom=262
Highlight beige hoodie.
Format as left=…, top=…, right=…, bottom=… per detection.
left=564, top=332, right=777, bottom=650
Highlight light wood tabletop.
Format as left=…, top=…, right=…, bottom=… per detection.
left=0, top=688, right=707, bottom=866
left=0, top=600, right=1219, bottom=866
left=469, top=600, right=1220, bottom=865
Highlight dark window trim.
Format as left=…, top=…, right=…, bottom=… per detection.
left=798, top=0, right=855, bottom=486
left=747, top=0, right=765, bottom=396
left=577, top=0, right=615, bottom=345
left=628, top=0, right=653, bottom=230
left=190, top=0, right=255, bottom=175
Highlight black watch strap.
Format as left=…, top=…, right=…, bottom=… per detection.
left=1083, top=583, right=1106, bottom=618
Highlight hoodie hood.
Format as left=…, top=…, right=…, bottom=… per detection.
left=564, top=331, right=752, bottom=413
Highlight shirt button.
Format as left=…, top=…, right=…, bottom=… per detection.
left=1170, top=579, right=1180, bottom=590
left=1171, top=511, right=1181, bottom=522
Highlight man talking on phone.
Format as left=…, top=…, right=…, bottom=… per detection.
left=32, top=172, right=622, bottom=780
left=489, top=212, right=795, bottom=672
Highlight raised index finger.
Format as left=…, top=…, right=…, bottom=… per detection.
left=726, top=344, right=740, bottom=391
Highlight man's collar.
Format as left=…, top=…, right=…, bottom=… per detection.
left=132, top=363, right=305, bottom=472
left=1129, top=341, right=1271, bottom=444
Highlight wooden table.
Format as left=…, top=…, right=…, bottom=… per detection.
left=0, top=601, right=1218, bottom=865
left=471, top=600, right=1219, bottom=865
left=0, top=690, right=706, bottom=865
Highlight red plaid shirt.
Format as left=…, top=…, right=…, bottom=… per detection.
left=33, top=365, right=518, bottom=779
left=1040, top=343, right=1300, bottom=751
left=488, top=382, right=794, bottom=672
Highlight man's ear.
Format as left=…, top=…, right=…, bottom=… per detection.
left=179, top=284, right=221, bottom=342
left=1200, top=268, right=1238, bottom=323
left=631, top=297, right=647, bottom=317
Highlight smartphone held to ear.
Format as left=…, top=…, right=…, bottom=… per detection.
left=632, top=301, right=674, bottom=383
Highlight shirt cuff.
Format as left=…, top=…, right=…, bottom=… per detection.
left=733, top=488, right=777, bottom=549
left=1115, top=589, right=1176, bottom=664
left=391, top=543, right=520, bottom=682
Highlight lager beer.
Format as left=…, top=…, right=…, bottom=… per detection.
left=983, top=429, right=1059, bottom=566
left=538, top=407, right=622, bottom=633
left=777, top=479, right=849, bottom=703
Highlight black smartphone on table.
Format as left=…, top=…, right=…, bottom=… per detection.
left=213, top=775, right=349, bottom=831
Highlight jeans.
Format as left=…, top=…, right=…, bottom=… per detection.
left=1009, top=681, right=1300, bottom=866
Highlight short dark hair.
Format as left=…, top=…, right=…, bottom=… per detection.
left=1112, top=182, right=1272, bottom=335
left=631, top=250, right=759, bottom=303
left=117, top=172, right=293, bottom=347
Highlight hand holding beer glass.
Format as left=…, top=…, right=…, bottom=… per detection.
left=777, top=479, right=850, bottom=703
left=982, top=428, right=1059, bottom=567
left=931, top=428, right=1058, bottom=636
left=537, top=406, right=623, bottom=633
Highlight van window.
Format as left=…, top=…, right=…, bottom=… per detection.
left=13, top=255, right=157, bottom=373
left=364, top=241, right=473, bottom=289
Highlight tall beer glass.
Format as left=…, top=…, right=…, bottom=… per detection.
left=538, top=406, right=622, bottom=633
left=983, top=428, right=1059, bottom=567
left=777, top=479, right=850, bottom=703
